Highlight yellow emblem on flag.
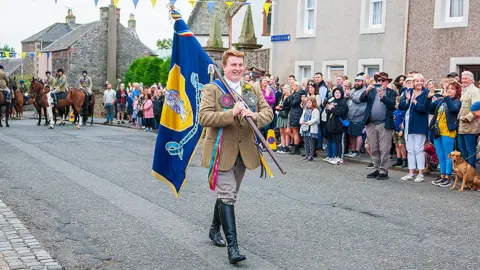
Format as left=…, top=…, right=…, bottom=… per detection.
left=160, top=64, right=193, bottom=132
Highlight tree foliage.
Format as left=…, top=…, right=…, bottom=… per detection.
left=156, top=38, right=173, bottom=50
left=124, top=56, right=171, bottom=87
left=0, top=43, right=15, bottom=52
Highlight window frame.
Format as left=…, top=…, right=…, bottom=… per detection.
left=322, top=60, right=348, bottom=81
left=296, top=0, right=317, bottom=38
left=357, top=58, right=384, bottom=78
left=368, top=0, right=384, bottom=29
left=360, top=0, right=387, bottom=34
left=434, top=0, right=469, bottom=29
left=295, top=61, right=315, bottom=82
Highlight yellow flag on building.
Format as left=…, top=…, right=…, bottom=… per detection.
left=22, top=52, right=26, bottom=59
left=151, top=0, right=157, bottom=7
left=226, top=1, right=234, bottom=8
left=188, top=0, right=196, bottom=7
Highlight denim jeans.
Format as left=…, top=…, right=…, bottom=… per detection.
left=457, top=134, right=476, bottom=168
left=105, top=103, right=114, bottom=121
left=316, top=124, right=324, bottom=149
left=326, top=139, right=337, bottom=158
left=434, top=136, right=455, bottom=176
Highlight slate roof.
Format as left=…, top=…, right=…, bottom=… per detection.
left=22, top=23, right=80, bottom=43
left=0, top=58, right=22, bottom=77
left=187, top=1, right=234, bottom=36
left=41, top=22, right=99, bottom=52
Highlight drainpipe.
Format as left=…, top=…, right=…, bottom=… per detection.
left=402, top=0, right=410, bottom=75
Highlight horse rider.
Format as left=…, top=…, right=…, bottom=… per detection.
left=44, top=71, right=56, bottom=89
left=0, top=65, right=11, bottom=101
left=19, top=80, right=29, bottom=104
left=79, top=70, right=93, bottom=104
left=51, top=68, right=67, bottom=106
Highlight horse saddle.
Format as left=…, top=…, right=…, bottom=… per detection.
left=81, top=87, right=92, bottom=96
left=51, top=92, right=67, bottom=100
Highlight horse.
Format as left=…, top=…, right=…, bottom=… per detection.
left=45, top=87, right=86, bottom=129
left=0, top=77, right=16, bottom=127
left=12, top=86, right=24, bottom=120
left=72, top=91, right=96, bottom=126
left=29, top=78, right=49, bottom=126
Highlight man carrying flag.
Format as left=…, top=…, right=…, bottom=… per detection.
left=199, top=50, right=273, bottom=264
left=152, top=7, right=273, bottom=265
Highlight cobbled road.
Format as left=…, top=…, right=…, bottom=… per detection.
left=0, top=117, right=479, bottom=270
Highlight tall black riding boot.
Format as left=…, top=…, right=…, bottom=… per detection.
left=392, top=158, right=402, bottom=167
left=218, top=200, right=246, bottom=264
left=289, top=144, right=300, bottom=155
left=209, top=199, right=226, bottom=247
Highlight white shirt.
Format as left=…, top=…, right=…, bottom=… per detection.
left=224, top=77, right=242, bottom=97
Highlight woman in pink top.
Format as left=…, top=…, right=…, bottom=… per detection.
left=261, top=77, right=275, bottom=107
left=142, top=93, right=154, bottom=132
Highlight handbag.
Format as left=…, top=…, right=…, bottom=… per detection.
left=339, top=117, right=350, bottom=127
left=278, top=110, right=289, bottom=118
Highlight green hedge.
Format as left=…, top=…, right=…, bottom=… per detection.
left=125, top=56, right=171, bottom=87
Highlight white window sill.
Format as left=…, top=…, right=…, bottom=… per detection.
left=434, top=20, right=468, bottom=29
left=296, top=32, right=316, bottom=39
left=360, top=26, right=385, bottom=34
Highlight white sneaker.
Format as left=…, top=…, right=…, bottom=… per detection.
left=414, top=174, right=425, bottom=183
left=401, top=174, right=415, bottom=181
left=345, top=152, right=354, bottom=157
left=329, top=157, right=339, bottom=165
left=323, top=157, right=331, bottom=162
left=336, top=158, right=344, bottom=165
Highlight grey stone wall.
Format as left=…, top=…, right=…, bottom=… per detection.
left=51, top=50, right=69, bottom=78
left=246, top=48, right=270, bottom=73
left=69, top=22, right=108, bottom=92
left=406, top=0, right=480, bottom=81
left=116, top=24, right=154, bottom=86
left=21, top=42, right=36, bottom=76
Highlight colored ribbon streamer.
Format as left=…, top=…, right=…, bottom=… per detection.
left=208, top=127, right=224, bottom=191
left=207, top=1, right=215, bottom=15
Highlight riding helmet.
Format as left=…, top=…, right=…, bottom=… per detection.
left=20, top=80, right=24, bottom=84
left=0, top=65, right=3, bottom=70
left=82, top=70, right=88, bottom=74
left=46, top=71, right=51, bottom=75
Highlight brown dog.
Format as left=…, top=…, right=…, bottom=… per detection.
left=449, top=150, right=478, bottom=192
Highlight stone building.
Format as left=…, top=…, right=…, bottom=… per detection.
left=0, top=59, right=22, bottom=78
left=21, top=9, right=79, bottom=77
left=188, top=0, right=272, bottom=76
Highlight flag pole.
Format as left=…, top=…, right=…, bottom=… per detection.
left=212, top=65, right=287, bottom=175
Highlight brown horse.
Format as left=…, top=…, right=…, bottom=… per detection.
left=71, top=91, right=96, bottom=126
left=0, top=77, right=15, bottom=127
left=29, top=79, right=49, bottom=126
left=45, top=87, right=86, bottom=129
left=12, top=89, right=24, bottom=120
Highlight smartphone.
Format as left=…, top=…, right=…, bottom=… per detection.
left=328, top=97, right=335, bottom=103
left=374, top=84, right=382, bottom=88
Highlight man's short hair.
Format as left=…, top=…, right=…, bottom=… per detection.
left=222, top=50, right=245, bottom=66
left=357, top=72, right=365, bottom=76
left=0, top=65, right=3, bottom=70
left=288, top=75, right=296, bottom=79
left=314, top=72, right=323, bottom=77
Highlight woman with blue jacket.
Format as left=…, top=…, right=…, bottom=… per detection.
left=428, top=80, right=462, bottom=187
left=398, top=74, right=432, bottom=182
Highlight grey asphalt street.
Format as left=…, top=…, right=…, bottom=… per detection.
left=0, top=118, right=479, bottom=270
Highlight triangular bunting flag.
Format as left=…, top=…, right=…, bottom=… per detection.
left=29, top=52, right=34, bottom=58
left=5, top=52, right=9, bottom=58
left=188, top=0, right=196, bottom=7
left=225, top=1, right=234, bottom=8
left=133, top=0, right=139, bottom=8
left=264, top=2, right=271, bottom=14
left=94, top=0, right=99, bottom=7
left=55, top=0, right=57, bottom=3
left=207, top=1, right=215, bottom=15
left=169, top=0, right=177, bottom=5
left=151, top=0, right=157, bottom=7
left=245, top=2, right=251, bottom=5
left=12, top=52, right=17, bottom=58
left=47, top=52, right=51, bottom=58
left=37, top=52, right=42, bottom=57
left=113, top=0, right=119, bottom=7
left=21, top=52, right=26, bottom=59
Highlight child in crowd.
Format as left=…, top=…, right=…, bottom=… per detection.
left=127, top=91, right=133, bottom=123
left=132, top=95, right=139, bottom=128
left=300, top=97, right=320, bottom=161
left=393, top=96, right=408, bottom=168
left=424, top=139, right=439, bottom=173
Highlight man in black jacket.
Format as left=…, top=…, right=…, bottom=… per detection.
left=360, top=72, right=397, bottom=180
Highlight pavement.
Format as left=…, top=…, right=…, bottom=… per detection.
left=2, top=112, right=480, bottom=269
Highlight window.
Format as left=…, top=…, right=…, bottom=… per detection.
left=322, top=60, right=348, bottom=80
left=295, top=61, right=314, bottom=82
left=360, top=0, right=386, bottom=34
left=296, top=0, right=316, bottom=38
left=450, top=57, right=480, bottom=81
left=305, top=0, right=315, bottom=34
left=434, top=0, right=469, bottom=28
left=262, top=0, right=272, bottom=36
left=369, top=0, right=383, bottom=28
left=358, top=59, right=384, bottom=78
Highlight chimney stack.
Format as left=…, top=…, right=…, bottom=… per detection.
left=107, top=1, right=118, bottom=88
left=100, top=7, right=109, bottom=21
left=65, top=8, right=76, bottom=29
left=128, top=13, right=136, bottom=32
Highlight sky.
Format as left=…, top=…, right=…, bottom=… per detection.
left=0, top=0, right=194, bottom=53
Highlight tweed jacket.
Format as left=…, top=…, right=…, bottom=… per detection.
left=199, top=80, right=273, bottom=171
left=55, top=75, right=68, bottom=92
left=0, top=69, right=7, bottom=90
left=459, top=83, right=480, bottom=134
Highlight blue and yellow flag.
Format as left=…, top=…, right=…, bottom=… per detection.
left=152, top=9, right=215, bottom=197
